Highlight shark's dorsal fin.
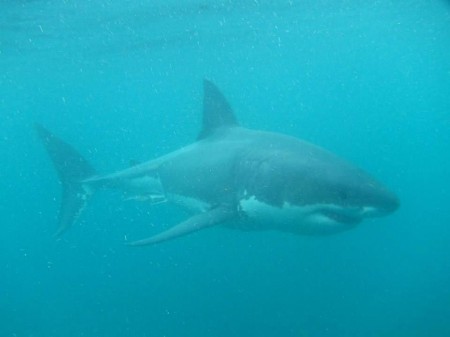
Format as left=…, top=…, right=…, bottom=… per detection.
left=198, top=80, right=238, bottom=139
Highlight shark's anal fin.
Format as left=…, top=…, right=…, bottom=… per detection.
left=127, top=206, right=236, bottom=246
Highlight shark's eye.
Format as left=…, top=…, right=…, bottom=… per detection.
left=339, top=190, right=348, bottom=201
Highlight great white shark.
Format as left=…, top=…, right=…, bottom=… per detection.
left=37, top=80, right=399, bottom=246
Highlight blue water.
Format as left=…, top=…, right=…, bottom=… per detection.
left=1, top=1, right=450, bottom=336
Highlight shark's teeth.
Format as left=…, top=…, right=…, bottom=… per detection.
left=238, top=196, right=363, bottom=235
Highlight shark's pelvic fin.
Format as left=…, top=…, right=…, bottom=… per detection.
left=35, top=124, right=96, bottom=237
left=198, top=79, right=239, bottom=140
left=127, top=206, right=236, bottom=246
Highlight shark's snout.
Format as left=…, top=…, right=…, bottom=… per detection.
left=314, top=189, right=399, bottom=230
left=366, top=189, right=400, bottom=217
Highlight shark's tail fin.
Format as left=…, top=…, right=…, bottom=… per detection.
left=35, top=124, right=97, bottom=237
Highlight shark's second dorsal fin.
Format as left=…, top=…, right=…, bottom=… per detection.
left=198, top=80, right=238, bottom=140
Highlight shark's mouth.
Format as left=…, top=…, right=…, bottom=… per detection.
left=320, top=208, right=362, bottom=225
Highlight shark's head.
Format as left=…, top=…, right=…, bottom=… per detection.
left=294, top=162, right=400, bottom=231
left=237, top=140, right=399, bottom=235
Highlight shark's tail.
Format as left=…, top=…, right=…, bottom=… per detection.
left=35, top=124, right=97, bottom=237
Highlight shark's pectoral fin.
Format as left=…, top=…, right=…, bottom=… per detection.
left=127, top=206, right=236, bottom=246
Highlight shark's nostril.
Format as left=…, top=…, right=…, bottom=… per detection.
left=379, top=191, right=400, bottom=214
left=388, top=195, right=400, bottom=212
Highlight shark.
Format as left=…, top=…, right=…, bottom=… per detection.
left=36, top=80, right=399, bottom=246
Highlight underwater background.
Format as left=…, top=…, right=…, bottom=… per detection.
left=1, top=1, right=450, bottom=336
